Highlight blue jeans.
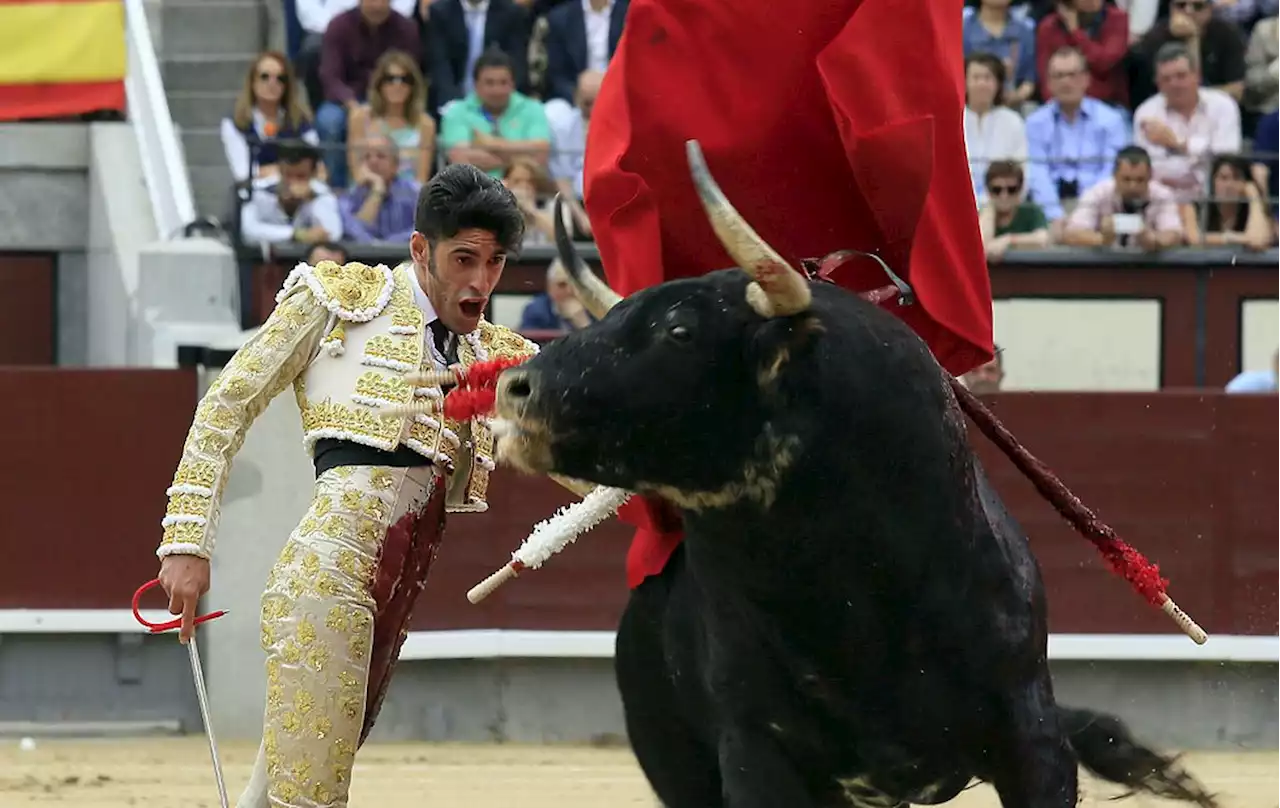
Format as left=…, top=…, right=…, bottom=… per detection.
left=315, top=101, right=348, bottom=189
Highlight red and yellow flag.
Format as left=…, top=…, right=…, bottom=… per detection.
left=0, top=0, right=126, bottom=121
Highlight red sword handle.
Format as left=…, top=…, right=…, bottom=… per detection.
left=131, top=578, right=228, bottom=634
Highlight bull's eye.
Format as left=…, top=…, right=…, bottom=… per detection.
left=667, top=324, right=692, bottom=342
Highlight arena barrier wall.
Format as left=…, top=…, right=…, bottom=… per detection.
left=0, top=370, right=1273, bottom=664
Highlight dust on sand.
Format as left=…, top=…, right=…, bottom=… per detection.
left=0, top=738, right=1274, bottom=807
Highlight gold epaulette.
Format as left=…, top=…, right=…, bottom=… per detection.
left=476, top=320, right=540, bottom=362
left=276, top=260, right=396, bottom=323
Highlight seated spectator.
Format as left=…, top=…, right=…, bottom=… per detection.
left=963, top=0, right=1039, bottom=107
left=979, top=161, right=1052, bottom=260
left=1224, top=348, right=1279, bottom=393
left=1128, top=0, right=1247, bottom=105
left=442, top=48, right=551, bottom=178
left=307, top=240, right=349, bottom=264
left=503, top=158, right=565, bottom=246
left=428, top=0, right=530, bottom=113
left=295, top=0, right=418, bottom=108
left=348, top=50, right=437, bottom=185
left=962, top=346, right=1006, bottom=394
left=519, top=260, right=597, bottom=332
left=965, top=53, right=1030, bottom=202
left=317, top=0, right=421, bottom=188
left=1243, top=14, right=1278, bottom=116
left=240, top=140, right=343, bottom=247
left=1181, top=154, right=1275, bottom=248
left=1025, top=46, right=1129, bottom=224
left=1036, top=0, right=1131, bottom=108
left=545, top=68, right=602, bottom=237
left=339, top=127, right=421, bottom=242
left=1252, top=109, right=1279, bottom=218
left=1061, top=144, right=1185, bottom=248
left=221, top=51, right=320, bottom=183
left=542, top=0, right=628, bottom=103
left=1134, top=42, right=1242, bottom=202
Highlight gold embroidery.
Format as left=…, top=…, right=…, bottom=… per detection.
left=165, top=493, right=210, bottom=518
left=312, top=261, right=394, bottom=316
left=353, top=371, right=413, bottom=405
left=171, top=460, right=217, bottom=490
left=364, top=334, right=421, bottom=368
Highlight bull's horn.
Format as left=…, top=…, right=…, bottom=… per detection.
left=685, top=140, right=811, bottom=318
left=553, top=195, right=622, bottom=320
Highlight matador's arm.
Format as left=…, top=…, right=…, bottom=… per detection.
left=156, top=278, right=331, bottom=560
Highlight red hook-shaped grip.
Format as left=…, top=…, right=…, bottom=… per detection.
left=131, top=578, right=228, bottom=634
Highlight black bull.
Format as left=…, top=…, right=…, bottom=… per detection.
left=490, top=162, right=1218, bottom=808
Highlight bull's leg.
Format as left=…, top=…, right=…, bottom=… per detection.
left=615, top=553, right=723, bottom=808
left=987, top=674, right=1077, bottom=808
left=716, top=726, right=818, bottom=808
left=240, top=465, right=438, bottom=808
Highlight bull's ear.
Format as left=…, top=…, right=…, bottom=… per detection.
left=752, top=313, right=825, bottom=390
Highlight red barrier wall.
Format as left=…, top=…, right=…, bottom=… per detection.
left=0, top=379, right=1273, bottom=637
left=0, top=254, right=56, bottom=364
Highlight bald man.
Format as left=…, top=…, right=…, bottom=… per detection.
left=545, top=69, right=604, bottom=235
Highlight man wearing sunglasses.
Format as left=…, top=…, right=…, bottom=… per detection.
left=1129, top=0, right=1247, bottom=106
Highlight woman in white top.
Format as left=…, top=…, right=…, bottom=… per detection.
left=964, top=52, right=1029, bottom=203
left=219, top=51, right=321, bottom=183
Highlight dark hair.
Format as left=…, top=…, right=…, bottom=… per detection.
left=1205, top=154, right=1255, bottom=233
left=308, top=241, right=347, bottom=262
left=1114, top=145, right=1151, bottom=171
left=472, top=47, right=515, bottom=83
left=964, top=52, right=1007, bottom=107
left=414, top=163, right=525, bottom=251
left=985, top=160, right=1025, bottom=188
left=276, top=138, right=320, bottom=167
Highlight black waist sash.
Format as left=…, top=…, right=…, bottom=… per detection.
left=313, top=438, right=432, bottom=478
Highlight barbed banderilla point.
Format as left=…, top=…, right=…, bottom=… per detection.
left=132, top=578, right=230, bottom=808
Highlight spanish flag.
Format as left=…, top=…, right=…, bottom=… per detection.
left=0, top=0, right=126, bottom=122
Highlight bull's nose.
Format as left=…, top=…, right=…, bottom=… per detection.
left=497, top=368, right=536, bottom=409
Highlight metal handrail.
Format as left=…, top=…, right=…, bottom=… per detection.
left=122, top=0, right=196, bottom=239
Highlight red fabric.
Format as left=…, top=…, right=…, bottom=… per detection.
left=1035, top=8, right=1131, bottom=107
left=584, top=0, right=995, bottom=589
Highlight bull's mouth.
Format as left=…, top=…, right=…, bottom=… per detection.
left=491, top=394, right=557, bottom=476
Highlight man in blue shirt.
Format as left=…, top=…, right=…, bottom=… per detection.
left=339, top=128, right=421, bottom=242
left=1225, top=349, right=1279, bottom=393
left=1024, top=45, right=1128, bottom=225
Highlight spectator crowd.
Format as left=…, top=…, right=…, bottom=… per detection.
left=962, top=0, right=1278, bottom=255
left=223, top=0, right=1278, bottom=328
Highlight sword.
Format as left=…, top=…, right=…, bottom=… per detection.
left=132, top=578, right=230, bottom=808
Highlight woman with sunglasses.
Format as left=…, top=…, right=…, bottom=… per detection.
left=220, top=51, right=320, bottom=183
left=978, top=160, right=1052, bottom=260
left=347, top=50, right=437, bottom=188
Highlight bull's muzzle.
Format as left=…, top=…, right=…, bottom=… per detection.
left=496, top=367, right=536, bottom=419
left=493, top=368, right=556, bottom=475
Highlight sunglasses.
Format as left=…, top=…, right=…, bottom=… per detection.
left=989, top=184, right=1022, bottom=196
left=1172, top=0, right=1207, bottom=10
left=381, top=74, right=413, bottom=86
left=257, top=72, right=287, bottom=85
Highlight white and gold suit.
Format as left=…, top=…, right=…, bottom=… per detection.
left=155, top=260, right=538, bottom=807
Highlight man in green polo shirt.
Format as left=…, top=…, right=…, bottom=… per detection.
left=442, top=48, right=552, bottom=179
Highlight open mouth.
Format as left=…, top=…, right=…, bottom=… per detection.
left=459, top=299, right=486, bottom=319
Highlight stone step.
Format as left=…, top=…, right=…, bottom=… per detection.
left=163, top=53, right=259, bottom=94
left=183, top=128, right=227, bottom=170
left=168, top=90, right=238, bottom=130
left=189, top=163, right=237, bottom=220
left=162, top=0, right=265, bottom=57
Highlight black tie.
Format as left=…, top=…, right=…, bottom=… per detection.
left=429, top=320, right=457, bottom=364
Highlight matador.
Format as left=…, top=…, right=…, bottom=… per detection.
left=155, top=164, right=544, bottom=807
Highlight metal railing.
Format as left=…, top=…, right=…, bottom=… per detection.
left=123, top=0, right=196, bottom=240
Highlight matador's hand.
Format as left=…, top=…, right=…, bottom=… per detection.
left=158, top=555, right=211, bottom=644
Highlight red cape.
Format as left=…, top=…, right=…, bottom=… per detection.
left=582, top=0, right=995, bottom=589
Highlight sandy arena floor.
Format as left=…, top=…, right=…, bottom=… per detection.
left=0, top=738, right=1273, bottom=807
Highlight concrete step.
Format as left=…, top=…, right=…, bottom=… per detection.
left=183, top=128, right=226, bottom=170
left=168, top=90, right=238, bottom=130
left=162, top=0, right=265, bottom=57
left=163, top=53, right=258, bottom=93
left=189, top=163, right=237, bottom=219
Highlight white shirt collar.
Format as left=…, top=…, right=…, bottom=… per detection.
left=403, top=262, right=438, bottom=324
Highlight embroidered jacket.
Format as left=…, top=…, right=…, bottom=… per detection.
left=157, top=260, right=539, bottom=560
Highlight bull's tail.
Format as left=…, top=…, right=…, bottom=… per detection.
left=1059, top=706, right=1219, bottom=807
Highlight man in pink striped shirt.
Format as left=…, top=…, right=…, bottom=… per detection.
left=1061, top=145, right=1186, bottom=249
